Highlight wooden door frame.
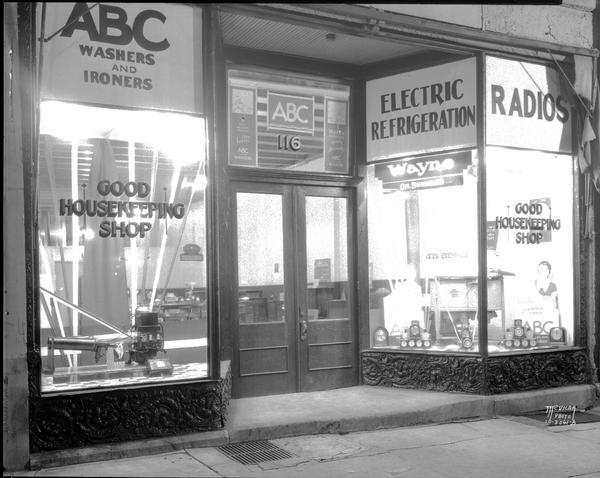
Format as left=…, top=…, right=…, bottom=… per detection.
left=231, top=181, right=358, bottom=397
left=294, top=185, right=358, bottom=392
left=230, top=181, right=298, bottom=397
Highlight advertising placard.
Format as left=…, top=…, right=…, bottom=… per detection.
left=374, top=150, right=472, bottom=192
left=324, top=99, right=349, bottom=173
left=314, top=258, right=332, bottom=281
left=229, top=87, right=257, bottom=166
left=366, top=57, right=477, bottom=163
left=267, top=93, right=314, bottom=134
left=228, top=70, right=349, bottom=172
left=41, top=3, right=201, bottom=113
left=486, top=56, right=572, bottom=153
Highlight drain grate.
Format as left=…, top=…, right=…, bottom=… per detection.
left=218, top=440, right=293, bottom=465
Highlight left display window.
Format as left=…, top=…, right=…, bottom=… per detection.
left=37, top=101, right=208, bottom=393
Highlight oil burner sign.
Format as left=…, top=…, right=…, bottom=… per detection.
left=40, top=2, right=201, bottom=113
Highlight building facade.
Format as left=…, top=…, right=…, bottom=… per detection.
left=4, top=2, right=599, bottom=471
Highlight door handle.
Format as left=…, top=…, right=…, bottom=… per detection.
left=299, top=308, right=308, bottom=341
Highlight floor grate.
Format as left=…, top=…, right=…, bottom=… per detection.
left=218, top=440, right=293, bottom=465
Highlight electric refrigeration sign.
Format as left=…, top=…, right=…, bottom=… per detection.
left=486, top=56, right=572, bottom=153
left=366, top=57, right=477, bottom=162
left=41, top=2, right=200, bottom=113
left=375, top=150, right=472, bottom=192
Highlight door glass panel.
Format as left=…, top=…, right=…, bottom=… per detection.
left=305, top=197, right=348, bottom=321
left=237, top=193, right=285, bottom=324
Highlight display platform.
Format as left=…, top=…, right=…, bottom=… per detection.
left=42, top=362, right=208, bottom=393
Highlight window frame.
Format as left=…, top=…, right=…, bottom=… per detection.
left=363, top=51, right=582, bottom=357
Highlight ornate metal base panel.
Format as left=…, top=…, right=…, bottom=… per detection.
left=29, top=362, right=232, bottom=453
left=361, top=350, right=589, bottom=395
left=362, top=351, right=487, bottom=393
left=485, top=350, right=589, bottom=394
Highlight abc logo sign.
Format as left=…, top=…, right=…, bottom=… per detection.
left=267, top=93, right=314, bottom=133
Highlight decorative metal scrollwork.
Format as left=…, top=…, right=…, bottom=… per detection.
left=29, top=363, right=232, bottom=452
left=362, top=350, right=589, bottom=395
left=485, top=350, right=589, bottom=394
left=362, top=351, right=486, bottom=394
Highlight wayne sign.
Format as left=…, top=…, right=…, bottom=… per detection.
left=375, top=150, right=472, bottom=192
left=366, top=58, right=477, bottom=163
left=40, top=3, right=201, bottom=113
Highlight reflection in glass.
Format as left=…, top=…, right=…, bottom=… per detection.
left=237, top=193, right=285, bottom=323
left=38, top=101, right=208, bottom=392
left=305, top=197, right=348, bottom=321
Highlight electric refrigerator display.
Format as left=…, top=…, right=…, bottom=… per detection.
left=366, top=146, right=575, bottom=354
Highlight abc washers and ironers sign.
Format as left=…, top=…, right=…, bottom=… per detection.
left=366, top=58, right=477, bottom=163
left=41, top=3, right=201, bottom=113
left=486, top=56, right=572, bottom=154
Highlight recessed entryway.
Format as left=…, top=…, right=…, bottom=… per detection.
left=232, top=183, right=357, bottom=397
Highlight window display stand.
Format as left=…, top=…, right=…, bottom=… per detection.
left=430, top=275, right=505, bottom=348
left=41, top=287, right=175, bottom=387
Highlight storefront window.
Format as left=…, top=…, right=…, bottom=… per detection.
left=367, top=150, right=480, bottom=352
left=486, top=147, right=574, bottom=352
left=38, top=101, right=208, bottom=392
left=228, top=68, right=350, bottom=173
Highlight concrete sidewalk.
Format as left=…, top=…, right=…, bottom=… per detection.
left=17, top=408, right=600, bottom=477
left=27, top=384, right=598, bottom=471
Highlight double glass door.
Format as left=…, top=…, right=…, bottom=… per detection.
left=234, top=183, right=356, bottom=397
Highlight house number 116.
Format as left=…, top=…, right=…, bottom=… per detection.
left=278, top=135, right=301, bottom=151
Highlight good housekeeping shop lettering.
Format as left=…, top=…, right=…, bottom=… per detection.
left=59, top=180, right=185, bottom=238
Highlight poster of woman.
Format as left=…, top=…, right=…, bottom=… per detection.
left=534, top=260, right=561, bottom=327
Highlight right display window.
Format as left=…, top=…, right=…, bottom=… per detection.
left=485, top=55, right=575, bottom=353
left=486, top=147, right=574, bottom=352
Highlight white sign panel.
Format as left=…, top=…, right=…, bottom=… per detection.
left=366, top=58, right=477, bottom=163
left=486, top=56, right=572, bottom=153
left=41, top=2, right=201, bottom=113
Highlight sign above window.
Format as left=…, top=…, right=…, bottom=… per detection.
left=366, top=57, right=477, bottom=163
left=374, top=150, right=474, bottom=192
left=40, top=3, right=202, bottom=113
left=228, top=69, right=350, bottom=173
left=486, top=56, right=572, bottom=154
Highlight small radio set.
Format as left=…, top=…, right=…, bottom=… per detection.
left=456, top=322, right=474, bottom=350
left=127, top=308, right=166, bottom=365
left=384, top=321, right=432, bottom=349
left=501, top=319, right=536, bottom=348
left=398, top=320, right=432, bottom=349
left=501, top=319, right=566, bottom=349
